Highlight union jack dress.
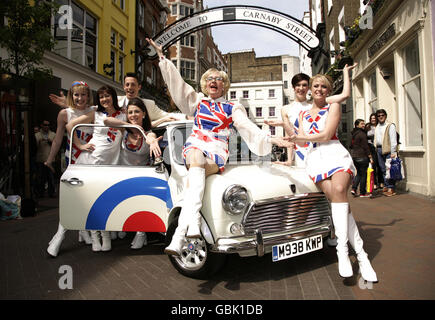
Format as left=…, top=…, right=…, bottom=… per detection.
left=159, top=57, right=273, bottom=172
left=75, top=111, right=126, bottom=165
left=300, top=104, right=356, bottom=183
left=119, top=130, right=151, bottom=166
left=183, top=98, right=235, bottom=172
left=65, top=106, right=96, bottom=165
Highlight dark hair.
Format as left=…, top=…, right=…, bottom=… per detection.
left=291, top=73, right=310, bottom=88
left=96, top=85, right=121, bottom=113
left=375, top=109, right=387, bottom=117
left=124, top=72, right=140, bottom=83
left=127, top=97, right=152, bottom=131
left=354, top=119, right=365, bottom=128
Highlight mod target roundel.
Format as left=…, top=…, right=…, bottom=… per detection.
left=85, top=177, right=172, bottom=231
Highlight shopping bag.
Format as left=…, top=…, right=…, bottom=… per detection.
left=0, top=197, right=21, bottom=220
left=390, top=157, right=404, bottom=180
left=366, top=163, right=374, bottom=194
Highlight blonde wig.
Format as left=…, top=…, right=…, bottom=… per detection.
left=66, top=81, right=93, bottom=108
left=309, top=74, right=333, bottom=94
left=200, top=68, right=230, bottom=97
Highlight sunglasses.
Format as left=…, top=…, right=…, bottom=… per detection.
left=206, top=76, right=223, bottom=82
left=377, top=114, right=386, bottom=118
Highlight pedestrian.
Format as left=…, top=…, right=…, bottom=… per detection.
left=45, top=80, right=95, bottom=257
left=104, top=97, right=163, bottom=250
left=147, top=38, right=292, bottom=257
left=288, top=74, right=377, bottom=282
left=365, top=113, right=383, bottom=190
left=350, top=119, right=373, bottom=197
left=35, top=120, right=56, bottom=198
left=374, top=109, right=399, bottom=197
left=64, top=85, right=127, bottom=252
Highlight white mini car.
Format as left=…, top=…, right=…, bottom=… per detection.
left=60, top=121, right=333, bottom=279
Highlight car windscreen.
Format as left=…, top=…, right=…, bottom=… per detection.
left=170, top=125, right=277, bottom=166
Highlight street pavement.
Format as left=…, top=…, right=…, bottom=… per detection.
left=1, top=188, right=435, bottom=301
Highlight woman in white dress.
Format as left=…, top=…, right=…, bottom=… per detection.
left=46, top=81, right=95, bottom=257
left=287, top=74, right=377, bottom=282
left=65, top=85, right=126, bottom=252
left=104, top=97, right=163, bottom=249
left=147, top=38, right=292, bottom=256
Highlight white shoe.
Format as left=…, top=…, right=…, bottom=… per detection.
left=47, top=224, right=67, bottom=257
left=101, top=231, right=112, bottom=252
left=78, top=230, right=92, bottom=245
left=183, top=167, right=205, bottom=239
left=117, top=231, right=127, bottom=239
left=348, top=213, right=378, bottom=282
left=164, top=234, right=185, bottom=256
left=131, top=232, right=147, bottom=249
left=331, top=203, right=353, bottom=278
left=47, top=233, right=65, bottom=257
left=90, top=230, right=102, bottom=252
left=186, top=222, right=201, bottom=239
left=110, top=231, right=118, bottom=240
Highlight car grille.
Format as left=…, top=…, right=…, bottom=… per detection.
left=242, top=193, right=331, bottom=236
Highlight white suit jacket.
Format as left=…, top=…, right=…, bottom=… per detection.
left=117, top=96, right=169, bottom=121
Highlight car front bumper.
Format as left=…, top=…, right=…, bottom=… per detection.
left=209, top=223, right=333, bottom=257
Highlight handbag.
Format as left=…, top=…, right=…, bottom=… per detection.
left=390, top=157, right=404, bottom=181
left=386, top=157, right=405, bottom=181
left=366, top=163, right=374, bottom=194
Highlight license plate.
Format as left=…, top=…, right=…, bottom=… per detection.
left=272, top=235, right=323, bottom=262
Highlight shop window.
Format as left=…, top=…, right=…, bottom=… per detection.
left=402, top=38, right=423, bottom=147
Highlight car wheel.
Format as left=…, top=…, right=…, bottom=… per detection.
left=165, top=217, right=227, bottom=279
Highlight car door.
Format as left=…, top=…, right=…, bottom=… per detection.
left=59, top=124, right=172, bottom=233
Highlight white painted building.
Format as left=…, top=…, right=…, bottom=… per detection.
left=281, top=55, right=300, bottom=105
left=228, top=81, right=284, bottom=137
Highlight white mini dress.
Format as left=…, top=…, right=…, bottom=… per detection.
left=76, top=110, right=126, bottom=165
left=300, top=104, right=356, bottom=183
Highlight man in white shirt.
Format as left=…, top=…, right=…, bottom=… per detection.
left=374, top=109, right=398, bottom=196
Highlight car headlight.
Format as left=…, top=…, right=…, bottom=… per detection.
left=222, top=185, right=250, bottom=215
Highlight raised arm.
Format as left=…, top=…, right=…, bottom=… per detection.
left=49, top=91, right=67, bottom=108
left=326, top=63, right=357, bottom=104
left=147, top=38, right=200, bottom=115
left=293, top=103, right=341, bottom=144
left=44, top=109, right=67, bottom=171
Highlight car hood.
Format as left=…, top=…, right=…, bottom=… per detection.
left=209, top=163, right=320, bottom=200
